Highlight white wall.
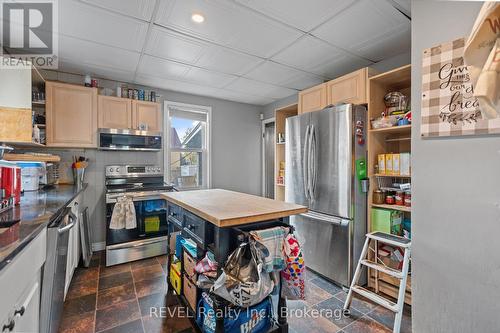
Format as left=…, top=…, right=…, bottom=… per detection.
left=412, top=1, right=500, bottom=332
left=40, top=70, right=262, bottom=246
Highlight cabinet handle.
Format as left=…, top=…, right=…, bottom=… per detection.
left=188, top=224, right=195, bottom=231
left=2, top=319, right=14, bottom=332
left=14, top=306, right=25, bottom=317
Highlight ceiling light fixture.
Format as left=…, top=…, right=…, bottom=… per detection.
left=191, top=13, right=205, bottom=23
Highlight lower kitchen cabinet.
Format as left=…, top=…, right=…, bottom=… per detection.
left=0, top=231, right=46, bottom=333
left=64, top=193, right=83, bottom=298
left=46, top=81, right=98, bottom=148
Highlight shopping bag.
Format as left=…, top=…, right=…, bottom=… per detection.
left=280, top=234, right=306, bottom=300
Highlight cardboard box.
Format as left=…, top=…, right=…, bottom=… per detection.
left=169, top=231, right=181, bottom=255
left=378, top=154, right=386, bottom=174
left=371, top=208, right=403, bottom=235
left=400, top=152, right=411, bottom=176
left=183, top=249, right=197, bottom=280
left=183, top=274, right=198, bottom=311
left=392, top=154, right=400, bottom=176
left=385, top=154, right=393, bottom=176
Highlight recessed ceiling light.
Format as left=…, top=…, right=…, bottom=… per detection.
left=191, top=13, right=205, bottom=23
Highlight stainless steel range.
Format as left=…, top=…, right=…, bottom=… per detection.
left=105, top=164, right=176, bottom=266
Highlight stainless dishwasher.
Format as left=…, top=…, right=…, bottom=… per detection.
left=40, top=207, right=76, bottom=333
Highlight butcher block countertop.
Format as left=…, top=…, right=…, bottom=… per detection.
left=161, top=189, right=307, bottom=227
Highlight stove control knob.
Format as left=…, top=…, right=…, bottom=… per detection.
left=116, top=167, right=120, bottom=173
left=108, top=167, right=114, bottom=173
left=156, top=167, right=161, bottom=172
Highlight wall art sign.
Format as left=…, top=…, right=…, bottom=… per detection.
left=421, top=37, right=500, bottom=137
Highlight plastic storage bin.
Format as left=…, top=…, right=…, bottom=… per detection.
left=170, top=259, right=182, bottom=295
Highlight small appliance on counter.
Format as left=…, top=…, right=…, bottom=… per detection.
left=0, top=160, right=21, bottom=213
left=104, top=164, right=176, bottom=266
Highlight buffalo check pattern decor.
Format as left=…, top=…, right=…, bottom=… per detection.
left=421, top=37, right=500, bottom=137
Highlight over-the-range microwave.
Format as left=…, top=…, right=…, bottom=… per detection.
left=98, top=128, right=162, bottom=151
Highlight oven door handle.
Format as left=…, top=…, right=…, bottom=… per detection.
left=106, top=194, right=162, bottom=204
left=106, top=237, right=167, bottom=250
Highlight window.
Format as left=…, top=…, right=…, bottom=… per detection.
left=165, top=101, right=211, bottom=190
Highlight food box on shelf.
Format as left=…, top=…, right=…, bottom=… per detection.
left=371, top=208, right=403, bottom=235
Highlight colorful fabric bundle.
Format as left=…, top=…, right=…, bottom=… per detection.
left=249, top=227, right=288, bottom=273
left=280, top=234, right=306, bottom=300
left=195, top=252, right=218, bottom=278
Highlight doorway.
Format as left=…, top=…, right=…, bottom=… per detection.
left=262, top=118, right=275, bottom=199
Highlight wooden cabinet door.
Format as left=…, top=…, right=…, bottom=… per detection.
left=46, top=81, right=97, bottom=147
left=98, top=95, right=132, bottom=129
left=298, top=83, right=327, bottom=114
left=327, top=68, right=367, bottom=105
left=132, top=100, right=161, bottom=131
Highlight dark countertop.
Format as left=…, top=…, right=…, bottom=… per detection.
left=0, top=184, right=87, bottom=271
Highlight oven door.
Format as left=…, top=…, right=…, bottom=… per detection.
left=99, top=128, right=162, bottom=151
left=106, top=197, right=167, bottom=246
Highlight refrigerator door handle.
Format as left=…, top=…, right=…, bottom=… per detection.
left=308, top=124, right=317, bottom=201
left=302, top=125, right=311, bottom=200
left=299, top=211, right=349, bottom=226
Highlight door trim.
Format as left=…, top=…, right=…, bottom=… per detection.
left=261, top=117, right=275, bottom=197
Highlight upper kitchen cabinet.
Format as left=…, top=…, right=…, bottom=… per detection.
left=326, top=68, right=371, bottom=105
left=298, top=83, right=327, bottom=114
left=46, top=81, right=98, bottom=148
left=98, top=95, right=132, bottom=129
left=0, top=58, right=33, bottom=142
left=132, top=100, right=162, bottom=131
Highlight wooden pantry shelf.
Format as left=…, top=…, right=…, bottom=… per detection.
left=372, top=203, right=411, bottom=213
left=374, top=174, right=411, bottom=178
left=369, top=125, right=411, bottom=134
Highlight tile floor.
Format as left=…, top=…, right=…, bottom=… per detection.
left=59, top=252, right=411, bottom=333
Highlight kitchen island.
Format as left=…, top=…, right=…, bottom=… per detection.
left=161, top=189, right=307, bottom=333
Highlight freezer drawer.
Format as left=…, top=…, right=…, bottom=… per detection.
left=290, top=212, right=351, bottom=287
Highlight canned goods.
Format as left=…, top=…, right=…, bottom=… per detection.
left=128, top=88, right=134, bottom=99
left=145, top=91, right=150, bottom=101
left=133, top=89, right=139, bottom=100
left=150, top=91, right=156, bottom=102
left=138, top=89, right=145, bottom=100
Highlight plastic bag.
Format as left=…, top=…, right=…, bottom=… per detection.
left=195, top=252, right=218, bottom=278
left=211, top=241, right=274, bottom=307
left=280, top=234, right=306, bottom=300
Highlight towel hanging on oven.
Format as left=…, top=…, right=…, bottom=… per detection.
left=110, top=196, right=137, bottom=230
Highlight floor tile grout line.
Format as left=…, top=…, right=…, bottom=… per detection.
left=130, top=264, right=146, bottom=333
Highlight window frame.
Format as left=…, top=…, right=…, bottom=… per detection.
left=164, top=101, right=212, bottom=190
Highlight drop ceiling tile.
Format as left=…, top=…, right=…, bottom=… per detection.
left=59, top=35, right=141, bottom=72
left=195, top=45, right=263, bottom=76
left=145, top=27, right=206, bottom=64
left=234, top=0, right=356, bottom=32
left=224, top=77, right=296, bottom=100
left=136, top=55, right=191, bottom=79
left=183, top=67, right=237, bottom=89
left=272, top=35, right=371, bottom=77
left=135, top=75, right=220, bottom=96
left=80, top=0, right=156, bottom=21
left=311, top=0, right=410, bottom=61
left=211, top=89, right=275, bottom=105
left=155, top=0, right=302, bottom=58
left=60, top=0, right=148, bottom=52
left=58, top=60, right=135, bottom=83
left=244, top=61, right=325, bottom=90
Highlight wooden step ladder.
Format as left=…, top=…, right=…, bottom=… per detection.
left=343, top=232, right=411, bottom=333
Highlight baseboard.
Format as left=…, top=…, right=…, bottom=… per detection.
left=92, top=242, right=106, bottom=252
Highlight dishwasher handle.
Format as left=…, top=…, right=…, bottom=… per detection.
left=57, top=208, right=76, bottom=234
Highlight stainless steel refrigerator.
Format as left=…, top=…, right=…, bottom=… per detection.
left=285, top=104, right=367, bottom=287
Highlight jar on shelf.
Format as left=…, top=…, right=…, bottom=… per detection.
left=404, top=191, right=411, bottom=207
left=385, top=194, right=395, bottom=205
left=395, top=191, right=405, bottom=205
left=373, top=190, right=385, bottom=204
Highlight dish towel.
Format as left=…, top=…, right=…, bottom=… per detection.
left=250, top=226, right=288, bottom=273
left=463, top=2, right=500, bottom=119
left=110, top=196, right=137, bottom=230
